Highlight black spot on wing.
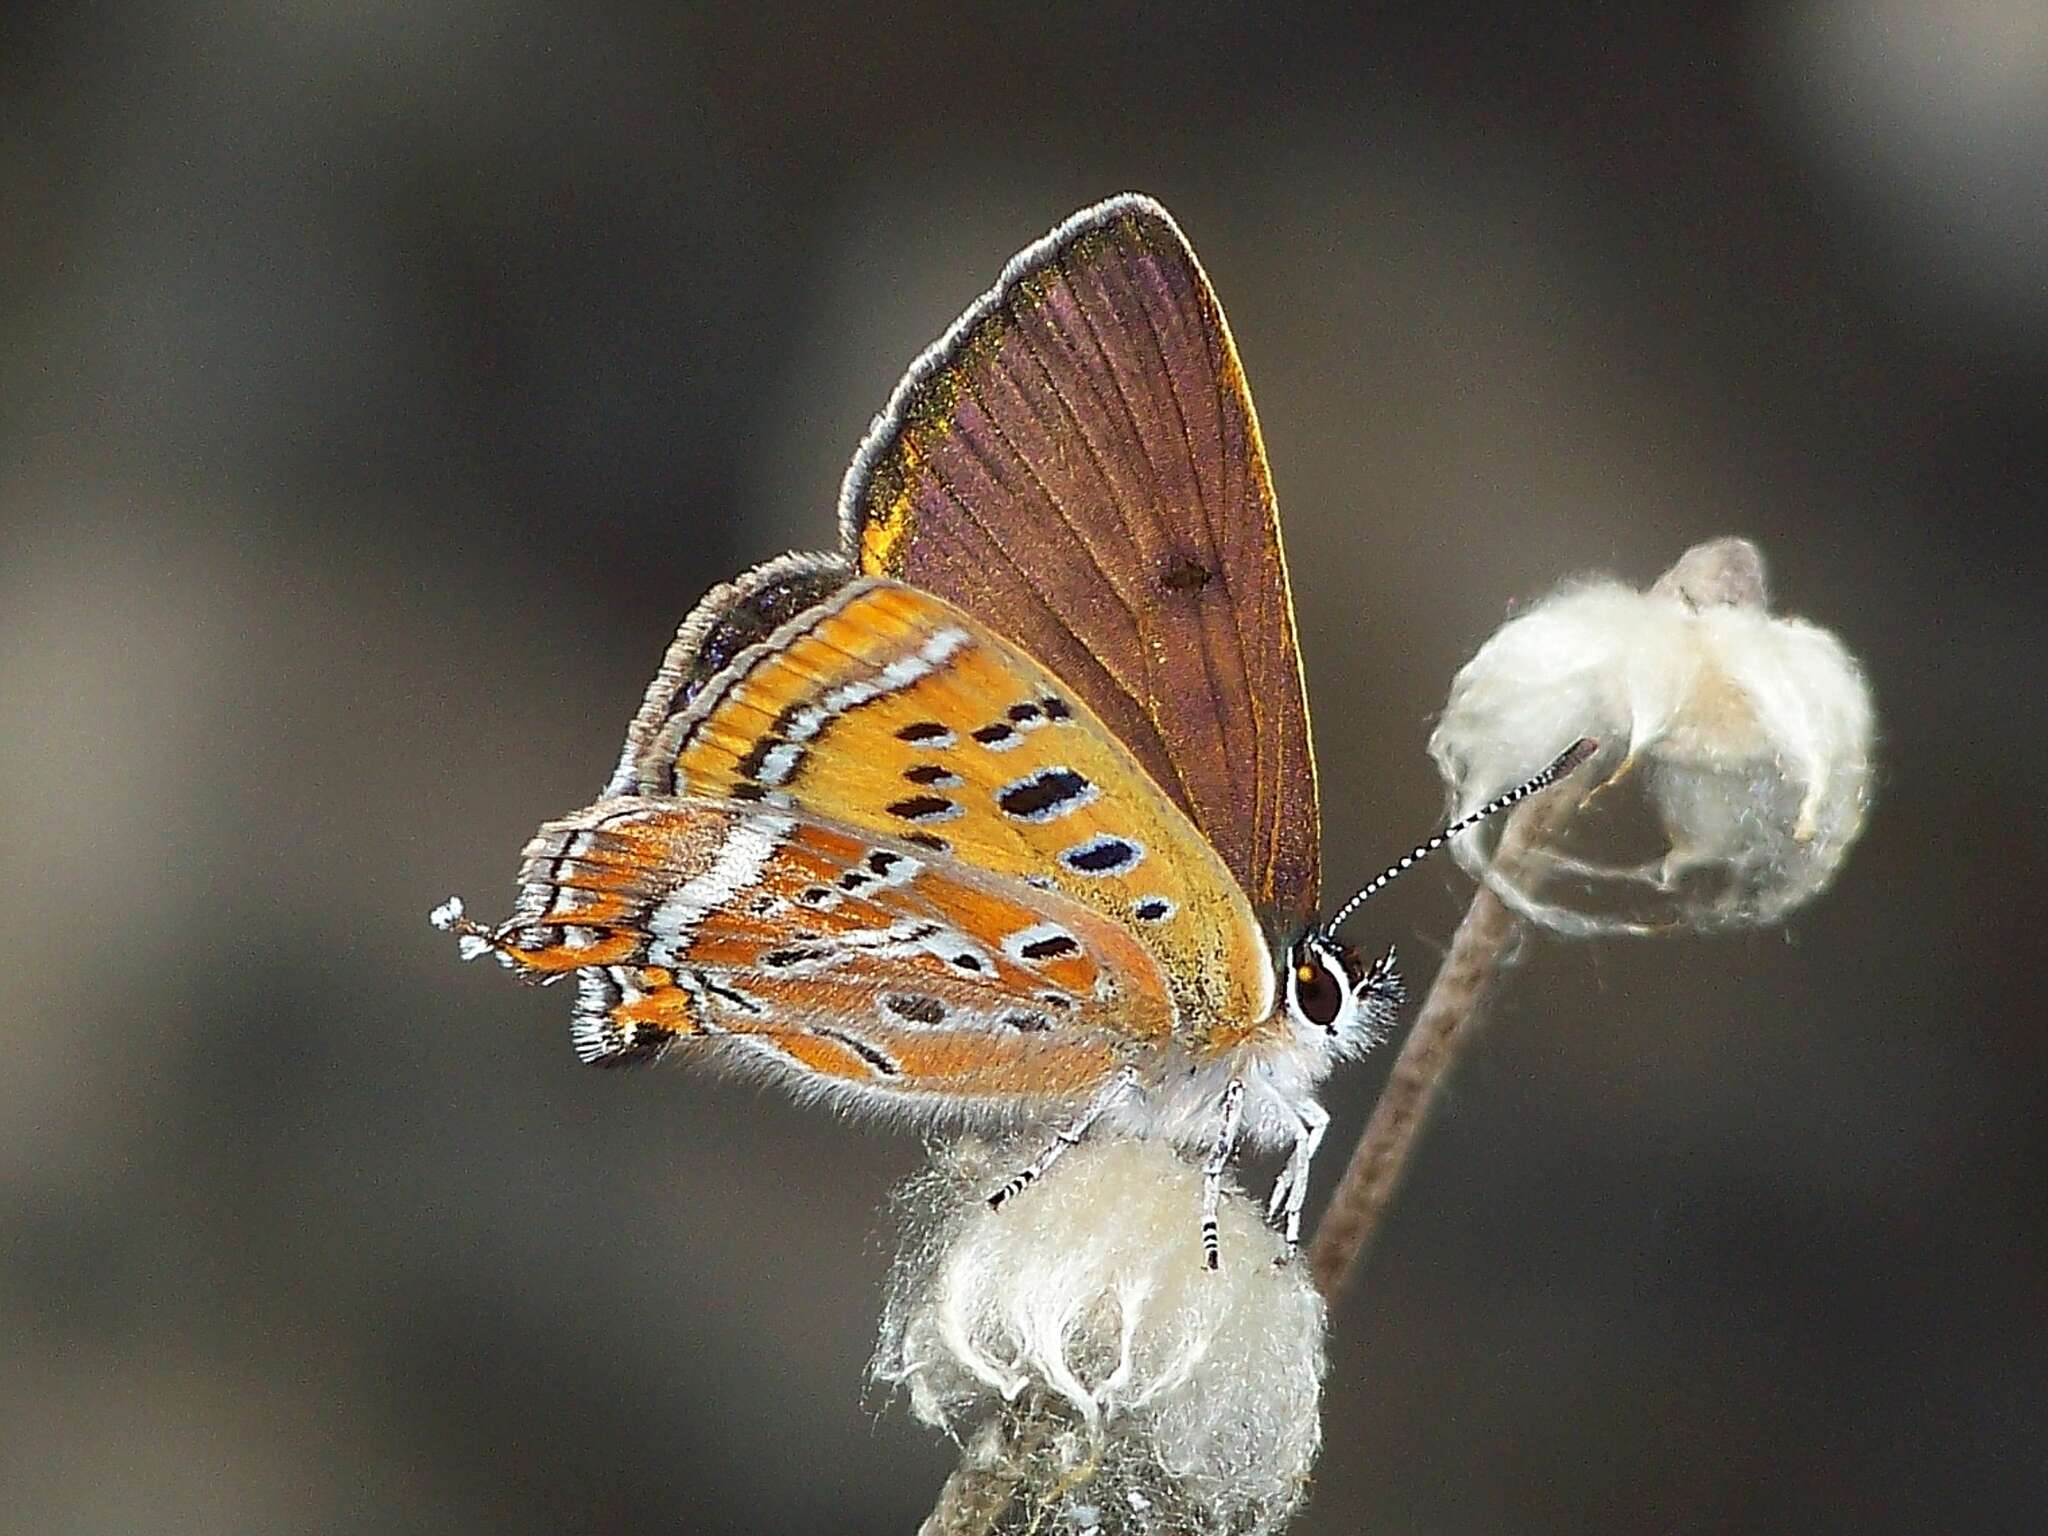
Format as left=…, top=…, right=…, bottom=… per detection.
left=884, top=993, right=949, bottom=1026
left=896, top=721, right=952, bottom=744
left=1019, top=933, right=1081, bottom=961
left=887, top=794, right=960, bottom=823
left=998, top=768, right=1095, bottom=822
left=1061, top=836, right=1141, bottom=875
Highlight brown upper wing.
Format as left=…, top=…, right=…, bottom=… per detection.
left=840, top=195, right=1320, bottom=943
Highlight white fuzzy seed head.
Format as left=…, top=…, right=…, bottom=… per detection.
left=1429, top=538, right=1875, bottom=934
left=873, top=1137, right=1326, bottom=1535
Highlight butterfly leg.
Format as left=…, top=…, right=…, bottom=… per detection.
left=1265, top=1097, right=1330, bottom=1255
left=987, top=1065, right=1142, bottom=1210
left=1200, top=1078, right=1248, bottom=1270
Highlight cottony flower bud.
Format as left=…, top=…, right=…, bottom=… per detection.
left=873, top=1137, right=1326, bottom=1535
left=1429, top=538, right=1875, bottom=935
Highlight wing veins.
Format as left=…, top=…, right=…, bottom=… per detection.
left=918, top=432, right=1208, bottom=818
left=1025, top=270, right=1245, bottom=862
left=1068, top=248, right=1265, bottom=870
left=1115, top=236, right=1279, bottom=902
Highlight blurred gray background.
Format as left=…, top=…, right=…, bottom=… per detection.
left=3, top=3, right=2043, bottom=1532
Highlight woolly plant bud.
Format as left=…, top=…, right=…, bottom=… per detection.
left=1429, top=538, right=1875, bottom=935
left=874, top=1137, right=1326, bottom=1535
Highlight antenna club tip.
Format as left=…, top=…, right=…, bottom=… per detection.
left=429, top=896, right=466, bottom=931
left=1557, top=737, right=1598, bottom=773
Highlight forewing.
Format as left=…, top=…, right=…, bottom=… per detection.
left=491, top=795, right=1169, bottom=1105
left=619, top=577, right=1275, bottom=1041
left=840, top=195, right=1320, bottom=942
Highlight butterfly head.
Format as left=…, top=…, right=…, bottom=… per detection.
left=1285, top=931, right=1403, bottom=1060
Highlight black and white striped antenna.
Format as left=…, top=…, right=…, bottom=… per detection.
left=1325, top=737, right=1598, bottom=936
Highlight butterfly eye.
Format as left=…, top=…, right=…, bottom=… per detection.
left=1289, top=948, right=1347, bottom=1031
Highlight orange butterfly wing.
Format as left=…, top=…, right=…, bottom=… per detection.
left=491, top=795, right=1170, bottom=1104
left=614, top=576, right=1277, bottom=1048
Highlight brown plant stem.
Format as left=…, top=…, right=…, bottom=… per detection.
left=918, top=1401, right=1064, bottom=1536
left=919, top=1418, right=1026, bottom=1536
left=1304, top=883, right=1523, bottom=1300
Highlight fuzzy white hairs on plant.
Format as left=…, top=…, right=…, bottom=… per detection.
left=1430, top=537, right=1875, bottom=935
left=875, top=1137, right=1326, bottom=1535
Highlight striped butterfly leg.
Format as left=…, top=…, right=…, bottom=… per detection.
left=1201, top=1077, right=1247, bottom=1269
left=987, top=1065, right=1143, bottom=1209
left=1263, top=1095, right=1331, bottom=1256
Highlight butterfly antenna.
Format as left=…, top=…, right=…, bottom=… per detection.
left=1325, top=737, right=1599, bottom=936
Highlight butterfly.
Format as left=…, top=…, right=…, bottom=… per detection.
left=434, top=195, right=1589, bottom=1264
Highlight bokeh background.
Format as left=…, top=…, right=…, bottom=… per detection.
left=4, top=4, right=2043, bottom=1532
